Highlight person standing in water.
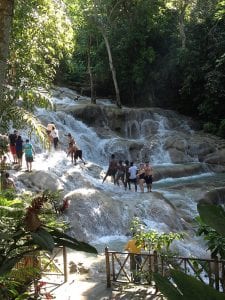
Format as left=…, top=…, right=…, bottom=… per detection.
left=66, top=133, right=85, bottom=165
left=8, top=130, right=18, bottom=164
left=50, top=125, right=59, bottom=150
left=15, top=135, right=23, bottom=168
left=137, top=163, right=146, bottom=193
left=124, top=160, right=131, bottom=191
left=102, top=154, right=118, bottom=184
left=128, top=162, right=138, bottom=192
left=73, top=142, right=85, bottom=165
left=23, top=139, right=35, bottom=172
left=144, top=162, right=153, bottom=192
left=67, top=133, right=76, bottom=163
left=115, top=160, right=125, bottom=186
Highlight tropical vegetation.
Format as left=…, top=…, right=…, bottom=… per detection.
left=153, top=204, right=225, bottom=299
left=0, top=0, right=225, bottom=298
left=0, top=0, right=225, bottom=137
left=0, top=190, right=97, bottom=299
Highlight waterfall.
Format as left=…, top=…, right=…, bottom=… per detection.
left=13, top=86, right=225, bottom=258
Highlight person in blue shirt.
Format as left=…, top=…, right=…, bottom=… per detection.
left=23, top=139, right=35, bottom=172
left=15, top=135, right=23, bottom=168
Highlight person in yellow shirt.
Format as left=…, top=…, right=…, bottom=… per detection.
left=124, top=238, right=143, bottom=283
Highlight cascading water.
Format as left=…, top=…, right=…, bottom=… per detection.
left=14, top=87, right=225, bottom=258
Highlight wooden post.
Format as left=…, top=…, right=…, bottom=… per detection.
left=63, top=246, right=68, bottom=283
left=105, top=247, right=111, bottom=288
left=214, top=256, right=219, bottom=291
left=153, top=251, right=159, bottom=294
left=153, top=251, right=158, bottom=273
left=222, top=261, right=225, bottom=292
left=112, top=253, right=115, bottom=281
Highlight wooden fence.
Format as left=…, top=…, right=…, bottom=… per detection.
left=15, top=246, right=68, bottom=297
left=105, top=247, right=225, bottom=293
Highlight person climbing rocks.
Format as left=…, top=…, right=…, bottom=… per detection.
left=102, top=154, right=118, bottom=184
left=144, top=162, right=153, bottom=192
left=67, top=133, right=76, bottom=163
left=23, top=139, right=35, bottom=172
left=73, top=143, right=85, bottom=165
left=137, top=163, right=146, bottom=193
left=115, top=160, right=125, bottom=186
left=128, top=162, right=138, bottom=192
left=66, top=133, right=85, bottom=165
left=50, top=125, right=59, bottom=150
left=124, top=160, right=131, bottom=191
left=15, top=135, right=23, bottom=168
left=8, top=130, right=18, bottom=164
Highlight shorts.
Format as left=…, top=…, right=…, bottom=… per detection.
left=16, top=151, right=23, bottom=159
left=129, top=178, right=137, bottom=184
left=107, top=169, right=117, bottom=176
left=74, top=150, right=82, bottom=159
left=145, top=175, right=152, bottom=185
left=10, top=145, right=16, bottom=155
left=25, top=155, right=33, bottom=162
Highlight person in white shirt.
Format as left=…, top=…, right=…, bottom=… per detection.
left=128, top=162, right=138, bottom=192
left=50, top=125, right=59, bottom=150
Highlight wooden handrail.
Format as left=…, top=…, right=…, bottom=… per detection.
left=105, top=250, right=225, bottom=293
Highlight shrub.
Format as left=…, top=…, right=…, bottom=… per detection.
left=203, top=122, right=217, bottom=134
left=218, top=119, right=225, bottom=138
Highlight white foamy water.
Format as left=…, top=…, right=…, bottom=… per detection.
left=12, top=88, right=225, bottom=258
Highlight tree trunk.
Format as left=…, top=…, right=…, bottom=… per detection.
left=179, top=10, right=186, bottom=49
left=0, top=0, right=14, bottom=100
left=88, top=35, right=96, bottom=104
left=101, top=30, right=122, bottom=108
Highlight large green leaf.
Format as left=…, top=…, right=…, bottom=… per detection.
left=154, top=270, right=225, bottom=300
left=53, top=237, right=97, bottom=254
left=197, top=204, right=225, bottom=236
left=153, top=272, right=181, bottom=299
left=31, top=228, right=54, bottom=252
left=171, top=269, right=225, bottom=300
left=0, top=256, right=21, bottom=276
left=47, top=227, right=97, bottom=254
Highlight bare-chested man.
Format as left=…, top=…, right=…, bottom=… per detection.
left=67, top=133, right=76, bottom=163
left=137, top=163, right=146, bottom=193
left=102, top=154, right=118, bottom=184
left=144, top=162, right=153, bottom=192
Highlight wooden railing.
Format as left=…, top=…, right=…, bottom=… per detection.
left=15, top=246, right=68, bottom=297
left=105, top=247, right=225, bottom=293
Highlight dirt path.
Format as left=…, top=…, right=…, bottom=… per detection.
left=52, top=275, right=164, bottom=300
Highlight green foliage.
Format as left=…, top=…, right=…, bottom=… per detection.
left=153, top=269, right=225, bottom=300
left=0, top=0, right=74, bottom=140
left=0, top=191, right=97, bottom=276
left=0, top=190, right=97, bottom=298
left=197, top=204, right=225, bottom=237
left=130, top=217, right=183, bottom=254
left=154, top=204, right=225, bottom=299
left=203, top=122, right=217, bottom=134
left=196, top=216, right=225, bottom=258
left=218, top=119, right=225, bottom=138
left=196, top=204, right=225, bottom=258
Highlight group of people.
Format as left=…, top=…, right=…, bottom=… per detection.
left=102, top=154, right=153, bottom=193
left=46, top=124, right=85, bottom=165
left=5, top=127, right=85, bottom=171
left=46, top=123, right=59, bottom=150
left=8, top=130, right=35, bottom=172
left=66, top=133, right=85, bottom=165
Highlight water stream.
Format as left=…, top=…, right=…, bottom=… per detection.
left=14, top=87, right=225, bottom=258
